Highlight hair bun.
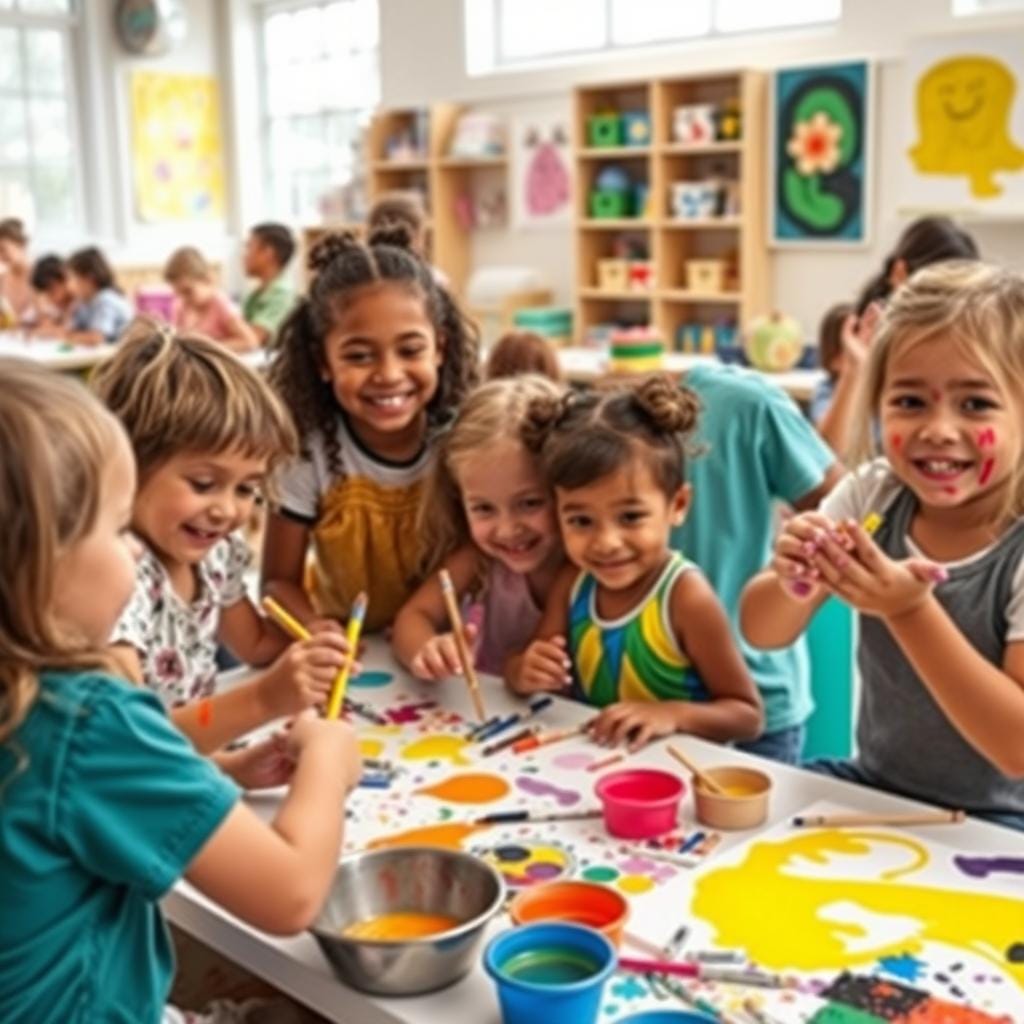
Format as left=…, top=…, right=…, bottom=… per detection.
left=367, top=220, right=415, bottom=252
left=308, top=231, right=361, bottom=275
left=521, top=392, right=574, bottom=452
left=633, top=375, right=701, bottom=435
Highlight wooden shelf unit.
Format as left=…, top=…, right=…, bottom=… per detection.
left=573, top=70, right=768, bottom=348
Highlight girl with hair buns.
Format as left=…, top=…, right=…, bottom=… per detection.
left=511, top=376, right=763, bottom=749
left=264, top=225, right=479, bottom=633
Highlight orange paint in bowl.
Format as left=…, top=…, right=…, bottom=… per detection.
left=509, top=880, right=630, bottom=947
left=342, top=911, right=461, bottom=941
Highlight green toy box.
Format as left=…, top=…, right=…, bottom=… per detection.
left=587, top=113, right=622, bottom=148
left=589, top=189, right=631, bottom=218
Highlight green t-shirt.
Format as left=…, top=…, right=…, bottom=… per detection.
left=0, top=670, right=239, bottom=1023
left=671, top=363, right=836, bottom=734
left=242, top=276, right=295, bottom=340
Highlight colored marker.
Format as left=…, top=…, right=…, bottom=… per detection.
left=466, top=715, right=501, bottom=740
left=473, top=713, right=520, bottom=743
left=678, top=831, right=705, bottom=854
left=512, top=720, right=592, bottom=754
left=481, top=726, right=538, bottom=757
left=694, top=832, right=722, bottom=856
left=688, top=949, right=744, bottom=965
left=661, top=923, right=689, bottom=959
left=359, top=774, right=392, bottom=789
left=343, top=697, right=387, bottom=725
left=326, top=592, right=367, bottom=720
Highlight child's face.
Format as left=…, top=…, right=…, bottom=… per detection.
left=67, top=270, right=95, bottom=300
left=458, top=439, right=560, bottom=576
left=880, top=333, right=1021, bottom=513
left=173, top=278, right=213, bottom=307
left=321, top=283, right=442, bottom=451
left=556, top=458, right=689, bottom=598
left=243, top=235, right=270, bottom=277
left=51, top=434, right=140, bottom=645
left=0, top=238, right=24, bottom=267
left=133, top=448, right=268, bottom=568
left=43, top=279, right=71, bottom=309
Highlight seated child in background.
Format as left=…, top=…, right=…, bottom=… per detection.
left=65, top=246, right=133, bottom=346
left=742, top=262, right=1024, bottom=831
left=485, top=329, right=562, bottom=382
left=367, top=190, right=448, bottom=286
left=0, top=358, right=361, bottom=1022
left=242, top=221, right=297, bottom=346
left=511, top=376, right=764, bottom=749
left=93, top=323, right=356, bottom=779
left=0, top=217, right=36, bottom=326
left=808, top=302, right=853, bottom=428
left=165, top=245, right=258, bottom=353
left=394, top=374, right=566, bottom=679
left=30, top=254, right=76, bottom=331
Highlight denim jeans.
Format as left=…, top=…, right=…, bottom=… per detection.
left=737, top=724, right=806, bottom=766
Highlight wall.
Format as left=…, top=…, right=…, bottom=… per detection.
left=378, top=0, right=1024, bottom=337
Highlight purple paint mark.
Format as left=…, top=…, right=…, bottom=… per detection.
left=553, top=751, right=595, bottom=770
left=385, top=700, right=439, bottom=724
left=619, top=855, right=658, bottom=873
left=979, top=457, right=996, bottom=486
left=525, top=861, right=564, bottom=880
left=954, top=854, right=1024, bottom=879
left=515, top=775, right=581, bottom=806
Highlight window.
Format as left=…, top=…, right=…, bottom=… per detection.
left=467, top=0, right=840, bottom=73
left=953, top=0, right=1024, bottom=12
left=259, top=0, right=379, bottom=223
left=0, top=0, right=79, bottom=230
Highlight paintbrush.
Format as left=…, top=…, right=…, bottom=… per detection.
left=666, top=744, right=727, bottom=795
left=438, top=569, right=487, bottom=722
left=792, top=808, right=965, bottom=828
left=474, top=808, right=604, bottom=825
left=326, top=592, right=367, bottom=720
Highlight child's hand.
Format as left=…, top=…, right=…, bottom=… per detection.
left=810, top=518, right=947, bottom=619
left=772, top=511, right=852, bottom=601
left=259, top=633, right=361, bottom=718
left=588, top=702, right=679, bottom=751
left=409, top=624, right=479, bottom=680
left=287, top=711, right=362, bottom=792
left=517, top=636, right=572, bottom=693
left=224, top=733, right=295, bottom=790
left=307, top=617, right=346, bottom=637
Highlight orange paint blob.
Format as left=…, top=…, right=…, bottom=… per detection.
left=368, top=822, right=485, bottom=851
left=416, top=772, right=510, bottom=805
left=342, top=911, right=460, bottom=941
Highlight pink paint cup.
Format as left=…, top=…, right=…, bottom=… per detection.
left=594, top=769, right=685, bottom=839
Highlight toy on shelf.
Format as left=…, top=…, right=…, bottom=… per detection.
left=744, top=312, right=804, bottom=372
left=676, top=319, right=739, bottom=356
left=621, top=111, right=651, bottom=147
left=609, top=325, right=664, bottom=373
left=715, top=98, right=742, bottom=141
left=596, top=258, right=653, bottom=293
left=591, top=165, right=639, bottom=219
left=450, top=113, right=505, bottom=158
left=384, top=113, right=428, bottom=162
left=685, top=259, right=727, bottom=294
left=587, top=111, right=622, bottom=148
left=513, top=306, right=573, bottom=347
left=670, top=168, right=737, bottom=220
left=673, top=100, right=743, bottom=145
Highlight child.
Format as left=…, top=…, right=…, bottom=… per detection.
left=94, top=322, right=354, bottom=764
left=393, top=374, right=565, bottom=679
left=263, top=226, right=479, bottom=634
left=29, top=253, right=75, bottom=330
left=0, top=357, right=361, bottom=1021
left=66, top=246, right=134, bottom=346
left=817, top=216, right=980, bottom=458
left=242, top=221, right=297, bottom=346
left=0, top=216, right=36, bottom=326
left=164, top=246, right=258, bottom=353
left=485, top=329, right=562, bottom=382
left=367, top=191, right=447, bottom=286
left=808, top=302, right=853, bottom=429
left=741, top=261, right=1024, bottom=829
left=511, top=376, right=764, bottom=749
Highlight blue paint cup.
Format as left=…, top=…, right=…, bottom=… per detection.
left=615, top=1012, right=718, bottom=1023
left=484, top=922, right=616, bottom=1024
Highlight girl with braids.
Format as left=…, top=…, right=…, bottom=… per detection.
left=393, top=374, right=565, bottom=680
left=511, top=376, right=763, bottom=749
left=263, top=225, right=480, bottom=633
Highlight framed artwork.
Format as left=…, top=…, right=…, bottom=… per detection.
left=771, top=60, right=874, bottom=247
left=511, top=111, right=572, bottom=229
left=130, top=71, right=226, bottom=223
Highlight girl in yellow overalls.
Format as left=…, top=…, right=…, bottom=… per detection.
left=262, top=225, right=480, bottom=633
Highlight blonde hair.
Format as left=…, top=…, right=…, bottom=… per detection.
left=853, top=260, right=1024, bottom=519
left=92, top=319, right=297, bottom=481
left=417, top=374, right=563, bottom=580
left=0, top=359, right=127, bottom=749
left=164, top=245, right=213, bottom=284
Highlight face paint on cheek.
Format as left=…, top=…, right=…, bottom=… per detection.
left=889, top=433, right=903, bottom=451
left=977, top=427, right=996, bottom=448
left=942, top=486, right=958, bottom=496
left=979, top=457, right=996, bottom=486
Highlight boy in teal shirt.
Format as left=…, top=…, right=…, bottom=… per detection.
left=242, top=222, right=297, bottom=346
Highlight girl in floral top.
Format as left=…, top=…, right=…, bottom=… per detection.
left=94, top=321, right=357, bottom=773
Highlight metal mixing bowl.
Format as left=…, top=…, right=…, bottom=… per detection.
left=309, top=846, right=506, bottom=996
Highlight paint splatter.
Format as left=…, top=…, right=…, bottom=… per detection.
left=368, top=821, right=484, bottom=851
left=977, top=428, right=996, bottom=448
left=387, top=701, right=438, bottom=724
left=350, top=671, right=394, bottom=688
left=552, top=752, right=595, bottom=771
left=610, top=976, right=648, bottom=1001
left=979, top=458, right=996, bottom=486
left=582, top=865, right=618, bottom=883
left=416, top=772, right=510, bottom=804
left=400, top=734, right=471, bottom=765
left=515, top=775, right=581, bottom=806
left=890, top=434, right=903, bottom=451
left=878, top=953, right=925, bottom=983
left=617, top=874, right=655, bottom=894
left=954, top=855, right=1024, bottom=879
left=479, top=841, right=574, bottom=888
left=359, top=738, right=384, bottom=758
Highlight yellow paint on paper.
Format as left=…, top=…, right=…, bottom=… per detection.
left=692, top=829, right=1024, bottom=987
left=416, top=772, right=510, bottom=804
left=400, top=734, right=471, bottom=766
left=367, top=822, right=485, bottom=851
left=359, top=738, right=385, bottom=759
left=617, top=874, right=655, bottom=895
left=909, top=55, right=1024, bottom=198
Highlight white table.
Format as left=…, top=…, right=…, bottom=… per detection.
left=556, top=346, right=825, bottom=404
left=165, top=644, right=1023, bottom=1024
left=0, top=333, right=115, bottom=372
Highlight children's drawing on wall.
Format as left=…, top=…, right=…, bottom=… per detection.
left=771, top=61, right=873, bottom=246
left=512, top=112, right=572, bottom=229
left=130, top=71, right=226, bottom=223
left=900, top=35, right=1024, bottom=213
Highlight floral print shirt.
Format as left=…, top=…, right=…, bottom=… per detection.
left=110, top=533, right=251, bottom=707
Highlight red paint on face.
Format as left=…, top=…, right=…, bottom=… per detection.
left=979, top=457, right=996, bottom=486
left=889, top=433, right=902, bottom=450
left=977, top=427, right=996, bottom=448
left=942, top=486, right=958, bottom=496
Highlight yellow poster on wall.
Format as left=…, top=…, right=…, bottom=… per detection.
left=130, top=71, right=225, bottom=223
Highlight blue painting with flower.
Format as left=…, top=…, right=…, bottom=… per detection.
left=772, top=61, right=873, bottom=246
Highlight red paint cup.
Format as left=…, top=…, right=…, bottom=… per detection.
left=594, top=769, right=685, bottom=839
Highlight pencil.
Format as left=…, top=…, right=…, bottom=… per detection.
left=438, top=569, right=487, bottom=722
left=326, top=592, right=367, bottom=720
left=586, top=751, right=625, bottom=773
left=261, top=596, right=311, bottom=641
left=791, top=808, right=965, bottom=828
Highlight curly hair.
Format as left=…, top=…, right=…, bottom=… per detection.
left=523, top=374, right=702, bottom=497
left=269, top=225, right=480, bottom=473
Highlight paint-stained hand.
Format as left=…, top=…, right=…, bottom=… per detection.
left=288, top=711, right=362, bottom=792
left=589, top=701, right=680, bottom=751
left=260, top=632, right=362, bottom=718
left=409, top=624, right=479, bottom=681
left=516, top=635, right=573, bottom=694
left=222, top=732, right=295, bottom=790
left=810, top=518, right=947, bottom=619
left=771, top=510, right=852, bottom=601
